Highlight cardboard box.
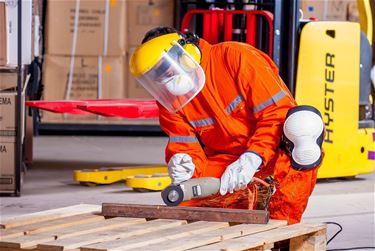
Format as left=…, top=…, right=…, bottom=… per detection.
left=0, top=70, right=27, bottom=143
left=0, top=2, right=6, bottom=66
left=127, top=0, right=174, bottom=46
left=5, top=0, right=33, bottom=65
left=0, top=67, right=17, bottom=91
left=0, top=94, right=17, bottom=138
left=42, top=55, right=126, bottom=122
left=0, top=91, right=25, bottom=142
left=326, top=0, right=348, bottom=21
left=300, top=0, right=325, bottom=20
left=125, top=0, right=174, bottom=98
left=126, top=47, right=152, bottom=98
left=46, top=0, right=126, bottom=56
left=301, top=0, right=348, bottom=21
left=0, top=141, right=16, bottom=192
left=347, top=1, right=359, bottom=22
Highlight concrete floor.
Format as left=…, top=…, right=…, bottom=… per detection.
left=0, top=135, right=374, bottom=250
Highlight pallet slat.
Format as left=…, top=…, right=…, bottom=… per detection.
left=49, top=217, right=144, bottom=240
left=37, top=219, right=186, bottom=251
left=0, top=217, right=144, bottom=249
left=81, top=221, right=229, bottom=251
left=102, top=203, right=269, bottom=224
left=190, top=223, right=327, bottom=251
left=0, top=204, right=101, bottom=229
left=0, top=213, right=104, bottom=241
left=129, top=220, right=287, bottom=251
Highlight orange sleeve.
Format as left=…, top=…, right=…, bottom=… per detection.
left=227, top=45, right=297, bottom=167
left=157, top=103, right=208, bottom=178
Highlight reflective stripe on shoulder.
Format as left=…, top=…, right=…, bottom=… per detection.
left=169, top=136, right=198, bottom=143
left=226, top=95, right=244, bottom=114
left=189, top=118, right=215, bottom=128
left=253, top=90, right=286, bottom=113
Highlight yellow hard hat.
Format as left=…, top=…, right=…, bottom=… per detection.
left=129, top=32, right=201, bottom=77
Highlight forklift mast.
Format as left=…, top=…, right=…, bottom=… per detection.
left=175, top=0, right=301, bottom=95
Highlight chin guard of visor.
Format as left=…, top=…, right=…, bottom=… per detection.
left=281, top=105, right=325, bottom=171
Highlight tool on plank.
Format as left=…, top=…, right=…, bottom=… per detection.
left=161, top=176, right=275, bottom=207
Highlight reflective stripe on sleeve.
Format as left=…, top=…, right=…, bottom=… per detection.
left=169, top=136, right=198, bottom=143
left=253, top=90, right=286, bottom=113
left=226, top=95, right=244, bottom=114
left=189, top=118, right=215, bottom=127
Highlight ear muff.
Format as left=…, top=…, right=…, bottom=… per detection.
left=178, top=32, right=202, bottom=64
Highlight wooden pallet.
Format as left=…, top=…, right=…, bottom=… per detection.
left=0, top=204, right=327, bottom=251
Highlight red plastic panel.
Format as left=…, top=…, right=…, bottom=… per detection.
left=25, top=100, right=91, bottom=115
left=77, top=99, right=159, bottom=119
left=26, top=99, right=159, bottom=119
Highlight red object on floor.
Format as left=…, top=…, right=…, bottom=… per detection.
left=25, top=99, right=159, bottom=119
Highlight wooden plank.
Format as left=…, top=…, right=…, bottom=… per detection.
left=0, top=204, right=101, bottom=229
left=0, top=229, right=25, bottom=240
left=190, top=223, right=326, bottom=251
left=37, top=219, right=186, bottom=251
left=102, top=203, right=269, bottom=224
left=50, top=217, right=145, bottom=240
left=81, top=221, right=230, bottom=251
left=289, top=229, right=327, bottom=251
left=0, top=218, right=144, bottom=249
left=0, top=248, right=26, bottom=251
left=0, top=213, right=104, bottom=240
left=0, top=233, right=54, bottom=249
left=128, top=220, right=287, bottom=251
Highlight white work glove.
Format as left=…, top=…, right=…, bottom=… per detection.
left=168, top=153, right=196, bottom=184
left=220, top=152, right=262, bottom=196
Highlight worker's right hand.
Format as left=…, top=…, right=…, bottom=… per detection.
left=168, top=153, right=196, bottom=184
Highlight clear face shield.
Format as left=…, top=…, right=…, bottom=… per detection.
left=134, top=43, right=205, bottom=113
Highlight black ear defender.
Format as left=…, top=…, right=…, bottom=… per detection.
left=184, top=31, right=200, bottom=46
left=177, top=31, right=202, bottom=64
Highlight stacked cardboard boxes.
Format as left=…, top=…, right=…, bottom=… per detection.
left=42, top=0, right=174, bottom=123
left=0, top=68, right=22, bottom=192
left=0, top=0, right=36, bottom=193
left=42, top=0, right=127, bottom=122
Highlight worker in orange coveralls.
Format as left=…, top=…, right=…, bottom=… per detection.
left=129, top=27, right=325, bottom=224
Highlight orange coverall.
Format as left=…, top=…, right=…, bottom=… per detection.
left=158, top=39, right=319, bottom=224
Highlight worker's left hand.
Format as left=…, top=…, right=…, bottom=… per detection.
left=220, top=152, right=262, bottom=195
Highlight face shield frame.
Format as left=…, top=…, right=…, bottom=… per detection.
left=134, top=42, right=205, bottom=113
